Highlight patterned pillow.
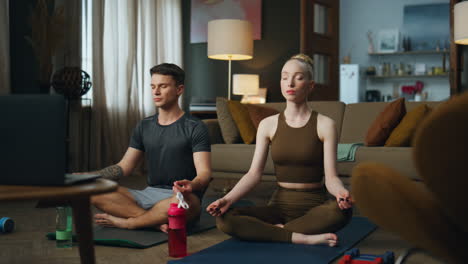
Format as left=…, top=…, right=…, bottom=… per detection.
left=365, top=97, right=406, bottom=146
left=216, top=97, right=242, bottom=144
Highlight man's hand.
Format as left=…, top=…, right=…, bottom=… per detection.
left=173, top=180, right=193, bottom=195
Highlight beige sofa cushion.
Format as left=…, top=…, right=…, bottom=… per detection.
left=211, top=144, right=276, bottom=175
left=211, top=171, right=277, bottom=182
left=337, top=146, right=420, bottom=180
left=213, top=145, right=421, bottom=180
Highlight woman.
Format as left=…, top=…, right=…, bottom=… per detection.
left=206, top=54, right=353, bottom=246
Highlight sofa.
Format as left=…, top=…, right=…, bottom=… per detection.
left=203, top=100, right=441, bottom=188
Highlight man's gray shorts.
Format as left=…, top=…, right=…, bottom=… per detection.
left=128, top=186, right=174, bottom=210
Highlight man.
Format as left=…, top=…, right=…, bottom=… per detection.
left=92, top=63, right=211, bottom=231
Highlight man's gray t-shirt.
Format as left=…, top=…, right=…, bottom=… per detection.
left=129, top=113, right=211, bottom=187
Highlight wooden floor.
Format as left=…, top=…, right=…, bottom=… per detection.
left=0, top=175, right=445, bottom=264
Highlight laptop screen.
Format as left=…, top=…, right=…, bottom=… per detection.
left=0, top=95, right=67, bottom=185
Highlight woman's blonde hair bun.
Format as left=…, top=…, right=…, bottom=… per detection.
left=289, top=53, right=314, bottom=79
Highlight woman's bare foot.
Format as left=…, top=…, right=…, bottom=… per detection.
left=274, top=224, right=285, bottom=228
left=94, top=213, right=132, bottom=229
left=291, top=232, right=338, bottom=247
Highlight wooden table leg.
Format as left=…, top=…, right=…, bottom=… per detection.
left=71, top=197, right=95, bottom=264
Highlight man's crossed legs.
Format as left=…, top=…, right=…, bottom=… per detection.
left=91, top=186, right=201, bottom=231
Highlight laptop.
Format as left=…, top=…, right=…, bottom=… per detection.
left=0, top=95, right=101, bottom=185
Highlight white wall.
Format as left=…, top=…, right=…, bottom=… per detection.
left=340, top=0, right=450, bottom=101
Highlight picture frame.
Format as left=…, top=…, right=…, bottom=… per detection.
left=377, top=29, right=400, bottom=53
left=190, top=0, right=262, bottom=43
left=403, top=4, right=449, bottom=51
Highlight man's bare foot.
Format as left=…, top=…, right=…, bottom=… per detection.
left=291, top=232, right=338, bottom=247
left=94, top=213, right=132, bottom=229
left=159, top=224, right=169, bottom=233
left=274, top=224, right=284, bottom=228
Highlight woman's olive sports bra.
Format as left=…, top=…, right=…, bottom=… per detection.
left=271, top=111, right=324, bottom=183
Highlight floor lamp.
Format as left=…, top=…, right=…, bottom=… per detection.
left=207, top=19, right=253, bottom=100
left=455, top=1, right=468, bottom=45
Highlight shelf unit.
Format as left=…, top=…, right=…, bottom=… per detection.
left=368, top=50, right=449, bottom=56
left=368, top=73, right=449, bottom=79
left=367, top=50, right=449, bottom=80
left=364, top=49, right=450, bottom=102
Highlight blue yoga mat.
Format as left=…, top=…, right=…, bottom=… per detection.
left=167, top=217, right=376, bottom=264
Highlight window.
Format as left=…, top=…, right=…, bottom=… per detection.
left=313, top=4, right=329, bottom=35
left=81, top=0, right=93, bottom=105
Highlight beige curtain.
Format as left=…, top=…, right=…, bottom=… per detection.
left=0, top=0, right=10, bottom=95
left=89, top=0, right=183, bottom=169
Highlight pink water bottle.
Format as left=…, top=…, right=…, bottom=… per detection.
left=168, top=203, right=187, bottom=258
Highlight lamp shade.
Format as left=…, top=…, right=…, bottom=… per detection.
left=207, top=19, right=253, bottom=60
left=455, top=1, right=468, bottom=45
left=233, top=74, right=259, bottom=95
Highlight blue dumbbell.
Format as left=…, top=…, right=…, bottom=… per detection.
left=0, top=217, right=15, bottom=233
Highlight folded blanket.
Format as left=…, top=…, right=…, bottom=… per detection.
left=337, top=143, right=364, bottom=162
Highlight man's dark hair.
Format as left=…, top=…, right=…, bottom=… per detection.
left=149, top=63, right=185, bottom=85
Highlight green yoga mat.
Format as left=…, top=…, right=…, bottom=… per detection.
left=46, top=199, right=253, bottom=249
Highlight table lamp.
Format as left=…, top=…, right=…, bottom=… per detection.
left=455, top=1, right=468, bottom=45
left=233, top=74, right=259, bottom=103
left=208, top=19, right=253, bottom=100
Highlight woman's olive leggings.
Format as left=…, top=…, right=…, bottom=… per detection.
left=216, top=186, right=352, bottom=242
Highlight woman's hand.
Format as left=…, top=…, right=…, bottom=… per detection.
left=206, top=198, right=231, bottom=217
left=336, top=189, right=353, bottom=210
